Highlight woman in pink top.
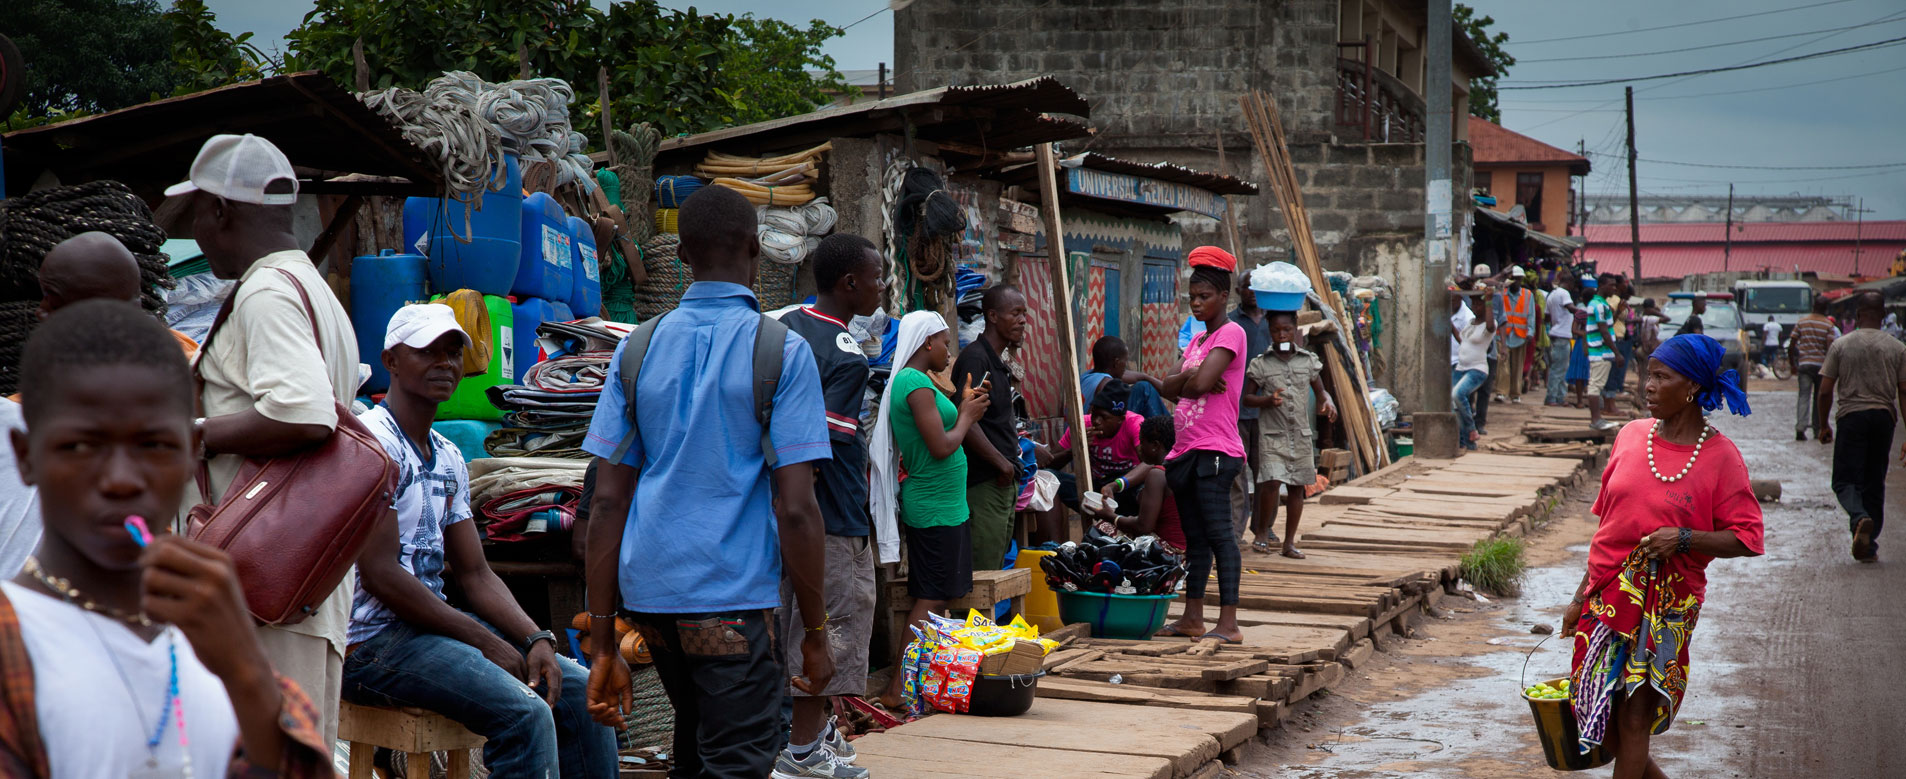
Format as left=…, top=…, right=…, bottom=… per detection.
left=1561, top=334, right=1762, bottom=778
left=1156, top=247, right=1249, bottom=644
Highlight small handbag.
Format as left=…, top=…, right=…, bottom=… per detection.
left=187, top=267, right=397, bottom=625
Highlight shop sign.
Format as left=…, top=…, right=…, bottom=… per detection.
left=1065, top=168, right=1226, bottom=218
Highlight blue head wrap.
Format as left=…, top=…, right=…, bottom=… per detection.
left=1650, top=333, right=1751, bottom=416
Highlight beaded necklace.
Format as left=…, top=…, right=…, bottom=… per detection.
left=21, top=556, right=151, bottom=627
left=1646, top=418, right=1712, bottom=483
left=83, top=616, right=191, bottom=776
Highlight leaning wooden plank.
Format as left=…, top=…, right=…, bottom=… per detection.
left=1338, top=637, right=1377, bottom=670
left=852, top=732, right=1172, bottom=779
left=1288, top=661, right=1346, bottom=701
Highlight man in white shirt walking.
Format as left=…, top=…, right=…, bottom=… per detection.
left=1760, top=317, right=1784, bottom=368
left=1542, top=274, right=1580, bottom=406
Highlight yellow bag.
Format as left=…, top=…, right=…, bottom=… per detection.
left=432, top=289, right=493, bottom=376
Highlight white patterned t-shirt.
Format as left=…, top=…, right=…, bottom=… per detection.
left=348, top=405, right=473, bottom=644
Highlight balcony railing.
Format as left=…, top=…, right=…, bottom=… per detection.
left=1334, top=43, right=1425, bottom=144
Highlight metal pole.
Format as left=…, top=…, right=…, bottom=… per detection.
left=1424, top=0, right=1453, bottom=415
left=878, top=62, right=888, bottom=100
left=1723, top=183, right=1734, bottom=273
left=1625, top=86, right=1641, bottom=283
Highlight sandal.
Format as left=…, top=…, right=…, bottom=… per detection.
left=1154, top=623, right=1201, bottom=639
left=1197, top=632, right=1242, bottom=645
left=1250, top=541, right=1273, bottom=555
left=1280, top=547, right=1307, bottom=560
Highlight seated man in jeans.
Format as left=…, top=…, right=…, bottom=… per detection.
left=346, top=304, right=616, bottom=777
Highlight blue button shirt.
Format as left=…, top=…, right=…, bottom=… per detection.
left=583, top=282, right=830, bottom=613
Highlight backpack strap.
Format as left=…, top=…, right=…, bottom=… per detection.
left=754, top=313, right=789, bottom=470
left=607, top=313, right=668, bottom=465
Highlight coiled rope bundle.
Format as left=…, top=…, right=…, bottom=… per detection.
left=361, top=71, right=596, bottom=206
left=631, top=233, right=689, bottom=320
left=0, top=180, right=173, bottom=395
left=757, top=198, right=837, bottom=265
left=891, top=167, right=966, bottom=287
left=609, top=122, right=661, bottom=242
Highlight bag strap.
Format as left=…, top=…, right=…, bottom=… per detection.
left=605, top=312, right=787, bottom=470
left=754, top=314, right=788, bottom=470
left=607, top=313, right=667, bottom=465
left=190, top=265, right=328, bottom=502
left=0, top=589, right=49, bottom=778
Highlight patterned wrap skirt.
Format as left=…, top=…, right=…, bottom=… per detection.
left=1568, top=547, right=1702, bottom=754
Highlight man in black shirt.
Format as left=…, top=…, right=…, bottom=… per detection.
left=1227, top=271, right=1273, bottom=549
left=953, top=284, right=1028, bottom=573
left=774, top=234, right=884, bottom=777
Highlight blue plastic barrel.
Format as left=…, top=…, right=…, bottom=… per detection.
left=566, top=215, right=601, bottom=318
left=513, top=192, right=574, bottom=301
left=401, top=150, right=523, bottom=296
left=511, top=297, right=574, bottom=380
left=350, top=249, right=430, bottom=393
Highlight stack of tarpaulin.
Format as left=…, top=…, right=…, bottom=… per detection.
left=485, top=318, right=632, bottom=458
left=468, top=457, right=586, bottom=542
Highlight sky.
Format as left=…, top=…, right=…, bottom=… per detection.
left=211, top=0, right=1903, bottom=218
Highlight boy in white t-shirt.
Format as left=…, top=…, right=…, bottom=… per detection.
left=0, top=300, right=330, bottom=777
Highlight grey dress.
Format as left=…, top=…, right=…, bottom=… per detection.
left=1245, top=348, right=1322, bottom=485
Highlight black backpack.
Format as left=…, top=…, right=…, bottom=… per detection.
left=607, top=312, right=790, bottom=468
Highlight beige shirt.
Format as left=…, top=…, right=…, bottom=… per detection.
left=189, top=250, right=361, bottom=655
left=1822, top=327, right=1906, bottom=421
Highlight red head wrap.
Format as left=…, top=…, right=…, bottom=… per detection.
left=1187, top=245, right=1236, bottom=272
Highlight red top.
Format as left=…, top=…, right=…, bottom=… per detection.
left=1584, top=419, right=1764, bottom=601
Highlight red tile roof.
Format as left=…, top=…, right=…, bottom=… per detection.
left=1580, top=220, right=1906, bottom=279
left=1469, top=118, right=1591, bottom=175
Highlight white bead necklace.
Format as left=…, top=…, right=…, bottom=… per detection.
left=1647, top=418, right=1711, bottom=483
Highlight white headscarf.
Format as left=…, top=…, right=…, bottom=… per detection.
left=869, top=311, right=950, bottom=564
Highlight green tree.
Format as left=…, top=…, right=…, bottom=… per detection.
left=1455, top=4, right=1515, bottom=124
left=164, top=0, right=270, bottom=94
left=0, top=0, right=177, bottom=119
left=283, top=0, right=849, bottom=142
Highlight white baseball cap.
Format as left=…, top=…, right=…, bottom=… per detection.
left=164, top=133, right=300, bottom=205
left=384, top=303, right=472, bottom=352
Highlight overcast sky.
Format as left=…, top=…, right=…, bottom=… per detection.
left=213, top=0, right=1903, bottom=218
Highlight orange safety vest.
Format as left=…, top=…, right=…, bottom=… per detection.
left=1500, top=288, right=1533, bottom=340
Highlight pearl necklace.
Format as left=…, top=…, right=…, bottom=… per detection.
left=1647, top=418, right=1711, bottom=483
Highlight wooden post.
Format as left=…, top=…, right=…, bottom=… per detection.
left=1035, top=143, right=1095, bottom=494
left=352, top=38, right=369, bottom=92
left=1215, top=128, right=1242, bottom=259
left=597, top=65, right=619, bottom=169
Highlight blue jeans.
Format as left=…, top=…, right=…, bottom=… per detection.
left=343, top=614, right=618, bottom=778
left=1546, top=340, right=1572, bottom=404
left=1453, top=368, right=1488, bottom=449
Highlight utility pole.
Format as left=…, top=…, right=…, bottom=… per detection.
left=1578, top=139, right=1589, bottom=263
left=1855, top=196, right=1867, bottom=276
left=1418, top=0, right=1456, bottom=457
left=1723, top=183, right=1734, bottom=273
left=1625, top=86, right=1641, bottom=282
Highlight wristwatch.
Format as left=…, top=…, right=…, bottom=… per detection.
left=523, top=629, right=557, bottom=652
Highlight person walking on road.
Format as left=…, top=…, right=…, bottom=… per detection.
left=1815, top=291, right=1906, bottom=563
left=1562, top=333, right=1763, bottom=779
left=1760, top=317, right=1783, bottom=369
left=1790, top=298, right=1837, bottom=441
left=1544, top=273, right=1581, bottom=406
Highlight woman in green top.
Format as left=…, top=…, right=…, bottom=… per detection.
left=872, top=311, right=989, bottom=708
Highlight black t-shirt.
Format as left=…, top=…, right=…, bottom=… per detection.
left=784, top=307, right=872, bottom=536
left=952, top=336, right=1017, bottom=487
left=1228, top=308, right=1271, bottom=420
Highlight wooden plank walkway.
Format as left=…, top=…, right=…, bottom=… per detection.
left=867, top=438, right=1603, bottom=778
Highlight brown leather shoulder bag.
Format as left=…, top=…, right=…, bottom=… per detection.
left=187, top=267, right=397, bottom=625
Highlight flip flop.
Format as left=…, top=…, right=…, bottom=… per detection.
left=1250, top=541, right=1273, bottom=555
left=1280, top=548, right=1307, bottom=560
left=1154, top=623, right=1200, bottom=638
left=1197, top=632, right=1241, bottom=644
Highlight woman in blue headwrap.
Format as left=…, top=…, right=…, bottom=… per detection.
left=1556, top=334, right=1764, bottom=777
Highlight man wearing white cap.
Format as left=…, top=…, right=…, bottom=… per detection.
left=348, top=304, right=618, bottom=776
left=173, top=133, right=361, bottom=741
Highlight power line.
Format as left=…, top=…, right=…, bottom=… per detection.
left=1502, top=63, right=1906, bottom=104
left=838, top=1, right=895, bottom=32
left=1582, top=151, right=1906, bottom=171
left=1499, top=35, right=1906, bottom=89
left=1506, top=0, right=1856, bottom=46
left=1515, top=18, right=1906, bottom=64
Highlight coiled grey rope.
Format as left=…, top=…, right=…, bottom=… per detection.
left=360, top=71, right=597, bottom=208
left=609, top=122, right=661, bottom=243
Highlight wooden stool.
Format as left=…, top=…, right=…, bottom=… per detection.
left=340, top=702, right=487, bottom=778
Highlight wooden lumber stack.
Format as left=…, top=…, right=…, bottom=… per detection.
left=1238, top=90, right=1387, bottom=476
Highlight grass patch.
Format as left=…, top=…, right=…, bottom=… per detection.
left=1460, top=536, right=1528, bottom=597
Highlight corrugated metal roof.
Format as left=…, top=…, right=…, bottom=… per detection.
left=640, top=76, right=1093, bottom=167
left=3, top=72, right=441, bottom=202
left=1060, top=152, right=1258, bottom=196
left=1583, top=243, right=1906, bottom=279
left=1583, top=221, right=1906, bottom=244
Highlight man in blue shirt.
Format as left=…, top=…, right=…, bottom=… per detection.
left=581, top=185, right=834, bottom=779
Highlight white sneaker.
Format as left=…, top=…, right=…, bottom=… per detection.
left=772, top=746, right=869, bottom=779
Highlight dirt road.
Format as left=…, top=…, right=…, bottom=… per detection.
left=1238, top=390, right=1906, bottom=777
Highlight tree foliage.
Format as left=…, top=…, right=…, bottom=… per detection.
left=164, top=0, right=270, bottom=94
left=1455, top=4, right=1515, bottom=124
left=0, top=0, right=177, bottom=118
left=283, top=0, right=850, bottom=142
